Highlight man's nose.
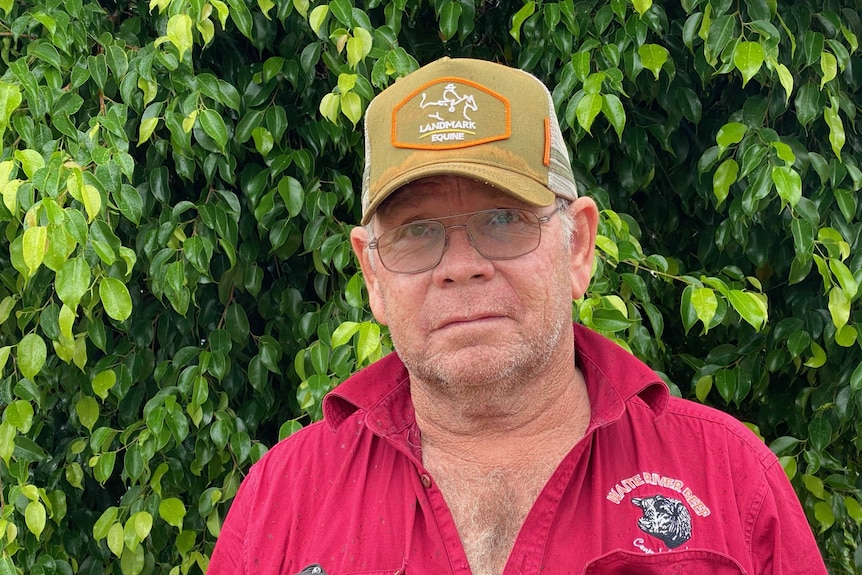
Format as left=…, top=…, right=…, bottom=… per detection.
left=432, top=225, right=495, bottom=283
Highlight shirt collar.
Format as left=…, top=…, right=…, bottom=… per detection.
left=322, top=323, right=668, bottom=434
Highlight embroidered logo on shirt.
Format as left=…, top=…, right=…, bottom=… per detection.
left=631, top=494, right=692, bottom=549
left=295, top=565, right=328, bottom=575
left=605, top=471, right=711, bottom=554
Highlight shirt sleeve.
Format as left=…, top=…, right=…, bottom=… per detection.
left=749, top=459, right=828, bottom=575
left=206, top=466, right=261, bottom=575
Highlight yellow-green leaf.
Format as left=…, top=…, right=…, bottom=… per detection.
left=82, top=184, right=101, bottom=222
left=167, top=14, right=194, bottom=61
left=99, top=277, right=133, bottom=321
left=138, top=117, right=159, bottom=145
left=309, top=5, right=328, bottom=34
left=107, top=522, right=124, bottom=557
left=346, top=28, right=373, bottom=68
left=827, top=286, right=850, bottom=330
left=632, top=0, right=652, bottom=16
left=93, top=369, right=117, bottom=400
left=771, top=165, right=801, bottom=207
left=25, top=501, right=46, bottom=540
left=319, top=93, right=340, bottom=124
left=0, top=422, right=14, bottom=464
left=341, top=91, right=362, bottom=126
left=5, top=400, right=34, bottom=433
left=75, top=396, right=99, bottom=432
left=733, top=41, right=764, bottom=87
left=258, top=0, right=275, bottom=19
left=638, top=44, right=669, bottom=80
left=18, top=333, right=47, bottom=379
left=823, top=101, right=845, bottom=161
left=713, top=158, right=739, bottom=206
left=159, top=498, right=187, bottom=529
left=22, top=225, right=48, bottom=276
left=820, top=51, right=837, bottom=89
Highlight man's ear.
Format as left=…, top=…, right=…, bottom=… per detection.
left=566, top=197, right=599, bottom=300
left=350, top=225, right=388, bottom=325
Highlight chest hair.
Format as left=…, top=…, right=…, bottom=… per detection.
left=427, top=461, right=556, bottom=575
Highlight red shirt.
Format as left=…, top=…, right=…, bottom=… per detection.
left=208, top=325, right=827, bottom=575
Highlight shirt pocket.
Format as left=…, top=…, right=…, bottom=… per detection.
left=582, top=549, right=747, bottom=575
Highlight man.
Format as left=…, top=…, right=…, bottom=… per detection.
left=207, top=58, right=827, bottom=574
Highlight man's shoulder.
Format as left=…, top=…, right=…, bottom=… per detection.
left=656, top=395, right=778, bottom=467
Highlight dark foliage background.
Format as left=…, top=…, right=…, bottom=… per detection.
left=0, top=0, right=859, bottom=572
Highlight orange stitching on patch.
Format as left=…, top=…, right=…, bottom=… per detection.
left=543, top=117, right=551, bottom=167
left=390, top=77, right=511, bottom=151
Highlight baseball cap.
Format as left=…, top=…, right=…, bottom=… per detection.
left=360, top=57, right=579, bottom=224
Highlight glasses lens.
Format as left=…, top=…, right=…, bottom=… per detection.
left=469, top=209, right=542, bottom=259
left=376, top=221, right=446, bottom=273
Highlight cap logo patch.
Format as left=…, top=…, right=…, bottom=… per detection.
left=391, top=77, right=510, bottom=151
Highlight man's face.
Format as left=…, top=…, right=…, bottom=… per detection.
left=351, top=176, right=597, bottom=402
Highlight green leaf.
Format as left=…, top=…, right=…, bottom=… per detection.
left=93, top=506, right=118, bottom=540
left=108, top=522, right=124, bottom=557
left=56, top=257, right=91, bottom=310
left=820, top=51, right=837, bottom=89
left=93, top=370, right=117, bottom=400
left=440, top=2, right=462, bottom=41
left=347, top=27, right=373, bottom=68
left=82, top=184, right=102, bottom=222
left=99, top=277, right=133, bottom=322
left=5, top=400, right=34, bottom=433
left=632, top=0, right=652, bottom=17
left=25, top=500, right=46, bottom=540
left=712, top=158, right=739, bottom=206
left=22, top=226, right=47, bottom=276
left=309, top=5, right=329, bottom=35
left=76, top=396, right=99, bottom=432
left=691, top=287, right=718, bottom=330
left=18, top=333, right=47, bottom=379
left=771, top=166, right=801, bottom=207
left=601, top=94, right=626, bottom=141
left=159, top=498, right=187, bottom=529
left=226, top=0, right=253, bottom=38
left=576, top=93, right=602, bottom=134
left=823, top=101, right=845, bottom=161
left=331, top=321, right=359, bottom=347
left=200, top=109, right=229, bottom=153
left=716, top=122, right=747, bottom=156
left=638, top=44, right=669, bottom=80
left=509, top=2, right=535, bottom=44
left=166, top=14, right=194, bottom=60
left=727, top=290, right=767, bottom=330
left=356, top=321, right=380, bottom=365
left=319, top=93, right=340, bottom=124
left=0, top=81, right=23, bottom=142
left=733, top=41, right=764, bottom=87
left=814, top=501, right=835, bottom=532
left=827, top=287, right=850, bottom=330
left=340, top=92, right=362, bottom=126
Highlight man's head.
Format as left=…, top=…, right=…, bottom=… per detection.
left=350, top=58, right=598, bottom=404
left=359, top=57, right=579, bottom=225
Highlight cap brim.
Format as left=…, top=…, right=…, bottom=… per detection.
left=361, top=162, right=556, bottom=224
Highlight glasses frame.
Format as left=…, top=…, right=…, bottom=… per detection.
left=367, top=206, right=561, bottom=274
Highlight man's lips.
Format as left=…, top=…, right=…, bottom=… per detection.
left=435, top=313, right=507, bottom=330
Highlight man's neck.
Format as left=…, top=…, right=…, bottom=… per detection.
left=411, top=360, right=591, bottom=468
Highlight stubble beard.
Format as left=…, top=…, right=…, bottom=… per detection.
left=388, top=295, right=572, bottom=415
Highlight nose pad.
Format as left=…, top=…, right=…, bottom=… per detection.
left=440, top=224, right=477, bottom=258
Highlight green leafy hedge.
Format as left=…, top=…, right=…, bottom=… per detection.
left=0, top=0, right=859, bottom=573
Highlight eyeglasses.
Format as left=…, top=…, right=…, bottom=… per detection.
left=368, top=207, right=559, bottom=274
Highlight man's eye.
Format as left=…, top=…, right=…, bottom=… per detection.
left=404, top=223, right=436, bottom=237
left=486, top=209, right=521, bottom=226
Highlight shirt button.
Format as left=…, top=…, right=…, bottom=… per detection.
left=420, top=474, right=432, bottom=488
